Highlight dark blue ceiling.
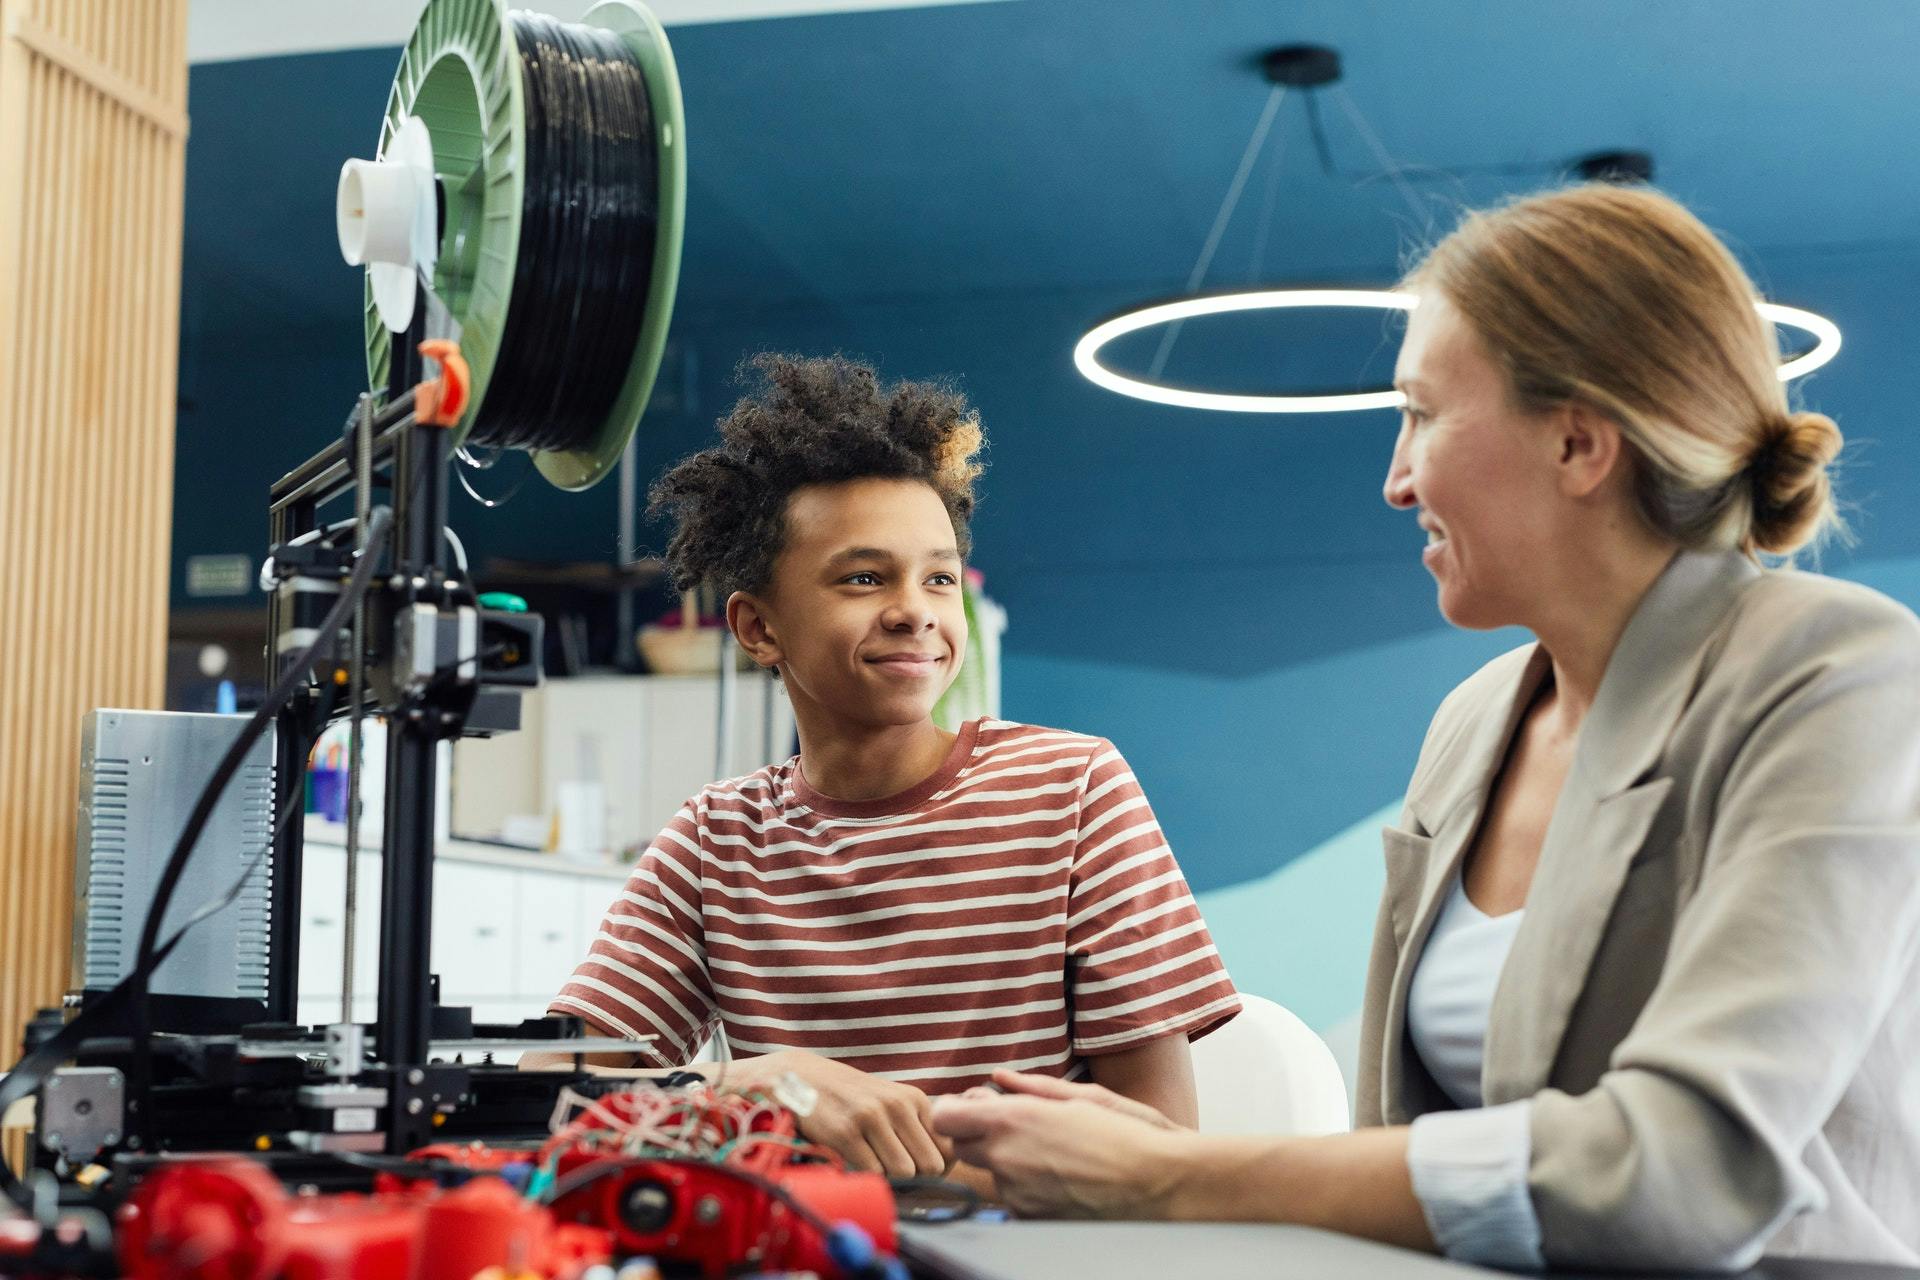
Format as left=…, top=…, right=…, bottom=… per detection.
left=185, top=0, right=1920, bottom=334
left=670, top=0, right=1920, bottom=308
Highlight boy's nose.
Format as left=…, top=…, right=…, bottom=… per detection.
left=882, top=595, right=937, bottom=631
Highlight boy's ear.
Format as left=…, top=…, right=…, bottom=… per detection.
left=727, top=590, right=784, bottom=672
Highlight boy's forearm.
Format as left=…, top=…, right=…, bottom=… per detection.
left=942, top=1159, right=999, bottom=1202
left=518, top=1049, right=656, bottom=1073
left=1086, top=1034, right=1200, bottom=1128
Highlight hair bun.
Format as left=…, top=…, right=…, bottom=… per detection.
left=1748, top=410, right=1842, bottom=554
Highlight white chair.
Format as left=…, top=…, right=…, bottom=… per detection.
left=1190, top=994, right=1351, bottom=1136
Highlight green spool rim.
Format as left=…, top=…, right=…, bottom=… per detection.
left=362, top=0, right=686, bottom=493
left=366, top=0, right=522, bottom=452
left=538, top=0, right=687, bottom=491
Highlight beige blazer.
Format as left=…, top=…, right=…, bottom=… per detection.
left=1355, top=549, right=1920, bottom=1270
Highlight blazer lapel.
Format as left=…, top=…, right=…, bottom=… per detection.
left=1377, top=644, right=1552, bottom=1122
left=1483, top=773, right=1674, bottom=1101
left=1483, top=550, right=1760, bottom=1102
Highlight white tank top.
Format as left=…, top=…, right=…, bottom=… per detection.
left=1406, top=872, right=1524, bottom=1109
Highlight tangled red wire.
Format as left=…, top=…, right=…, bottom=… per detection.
left=537, top=1086, right=840, bottom=1177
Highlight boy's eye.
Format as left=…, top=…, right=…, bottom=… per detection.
left=844, top=571, right=881, bottom=586
left=927, top=573, right=958, bottom=587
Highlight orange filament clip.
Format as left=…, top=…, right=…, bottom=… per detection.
left=414, top=338, right=470, bottom=427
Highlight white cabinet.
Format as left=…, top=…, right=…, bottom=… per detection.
left=296, top=846, right=386, bottom=1025
left=433, top=862, right=517, bottom=1002
left=449, top=672, right=796, bottom=856
left=295, top=834, right=627, bottom=1029
left=296, top=845, right=345, bottom=1021
left=577, top=877, right=620, bottom=954
left=509, top=870, right=579, bottom=1002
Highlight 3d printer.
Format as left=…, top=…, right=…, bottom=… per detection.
left=0, top=3, right=913, bottom=1275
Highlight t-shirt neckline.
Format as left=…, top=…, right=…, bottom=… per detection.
left=791, top=719, right=982, bottom=818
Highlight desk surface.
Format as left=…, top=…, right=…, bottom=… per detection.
left=897, top=1221, right=1920, bottom=1280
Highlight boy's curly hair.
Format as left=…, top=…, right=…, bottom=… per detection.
left=649, top=353, right=985, bottom=600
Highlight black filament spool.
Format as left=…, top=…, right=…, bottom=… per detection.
left=470, top=12, right=660, bottom=453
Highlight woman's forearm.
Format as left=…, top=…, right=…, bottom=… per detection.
left=1158, top=1126, right=1436, bottom=1253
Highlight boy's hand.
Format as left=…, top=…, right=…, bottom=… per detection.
left=980, top=1068, right=1178, bottom=1130
left=711, top=1050, right=949, bottom=1178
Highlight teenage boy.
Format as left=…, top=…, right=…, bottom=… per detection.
left=529, top=354, right=1238, bottom=1178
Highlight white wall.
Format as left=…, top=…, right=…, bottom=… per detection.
left=187, top=0, right=1014, bottom=64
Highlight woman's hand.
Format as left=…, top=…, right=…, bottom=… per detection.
left=936, top=1091, right=1435, bottom=1251
left=931, top=1090, right=1187, bottom=1219
left=712, top=1050, right=950, bottom=1178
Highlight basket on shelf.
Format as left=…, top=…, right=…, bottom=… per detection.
left=636, top=592, right=749, bottom=674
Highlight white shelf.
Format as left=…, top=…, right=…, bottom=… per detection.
left=303, top=815, right=630, bottom=881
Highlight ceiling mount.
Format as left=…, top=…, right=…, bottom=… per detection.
left=1263, top=44, right=1342, bottom=89
left=1574, top=149, right=1655, bottom=184
left=1075, top=39, right=1430, bottom=414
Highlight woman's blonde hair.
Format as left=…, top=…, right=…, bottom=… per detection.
left=1403, top=184, right=1842, bottom=556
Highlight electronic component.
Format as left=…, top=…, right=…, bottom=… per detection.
left=74, top=710, right=274, bottom=1022
left=105, top=1084, right=907, bottom=1280
left=114, top=1157, right=611, bottom=1280
left=37, top=1068, right=125, bottom=1167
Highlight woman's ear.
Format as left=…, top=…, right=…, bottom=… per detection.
left=727, top=590, right=784, bottom=672
left=1554, top=401, right=1626, bottom=500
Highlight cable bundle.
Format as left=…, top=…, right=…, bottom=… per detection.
left=536, top=1084, right=834, bottom=1181
left=471, top=11, right=659, bottom=452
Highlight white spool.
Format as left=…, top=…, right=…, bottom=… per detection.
left=336, top=116, right=438, bottom=332
left=337, top=160, right=416, bottom=266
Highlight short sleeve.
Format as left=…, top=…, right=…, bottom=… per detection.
left=549, top=803, right=717, bottom=1067
left=1063, top=740, right=1241, bottom=1053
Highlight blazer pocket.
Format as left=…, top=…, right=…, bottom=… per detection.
left=1380, top=824, right=1433, bottom=948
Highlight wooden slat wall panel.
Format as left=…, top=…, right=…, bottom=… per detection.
left=0, top=0, right=188, bottom=1166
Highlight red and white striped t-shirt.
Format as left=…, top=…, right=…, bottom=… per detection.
left=550, top=718, right=1239, bottom=1094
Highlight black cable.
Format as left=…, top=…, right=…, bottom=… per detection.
left=1302, top=90, right=1340, bottom=181
left=0, top=506, right=397, bottom=1205
left=323, top=1149, right=486, bottom=1188
left=0, top=674, right=337, bottom=1207
left=123, top=507, right=394, bottom=1102
left=888, top=1175, right=983, bottom=1223
left=453, top=450, right=538, bottom=510
left=538, top=1155, right=837, bottom=1239
left=1301, top=87, right=1563, bottom=187
left=470, top=13, right=658, bottom=453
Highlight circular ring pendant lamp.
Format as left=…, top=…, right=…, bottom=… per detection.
left=1076, top=294, right=1843, bottom=414
left=1075, top=289, right=1417, bottom=413
left=1076, top=47, right=1841, bottom=413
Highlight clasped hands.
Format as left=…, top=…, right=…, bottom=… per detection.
left=708, top=1052, right=1182, bottom=1217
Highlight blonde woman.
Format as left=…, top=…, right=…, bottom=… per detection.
left=933, top=185, right=1920, bottom=1271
